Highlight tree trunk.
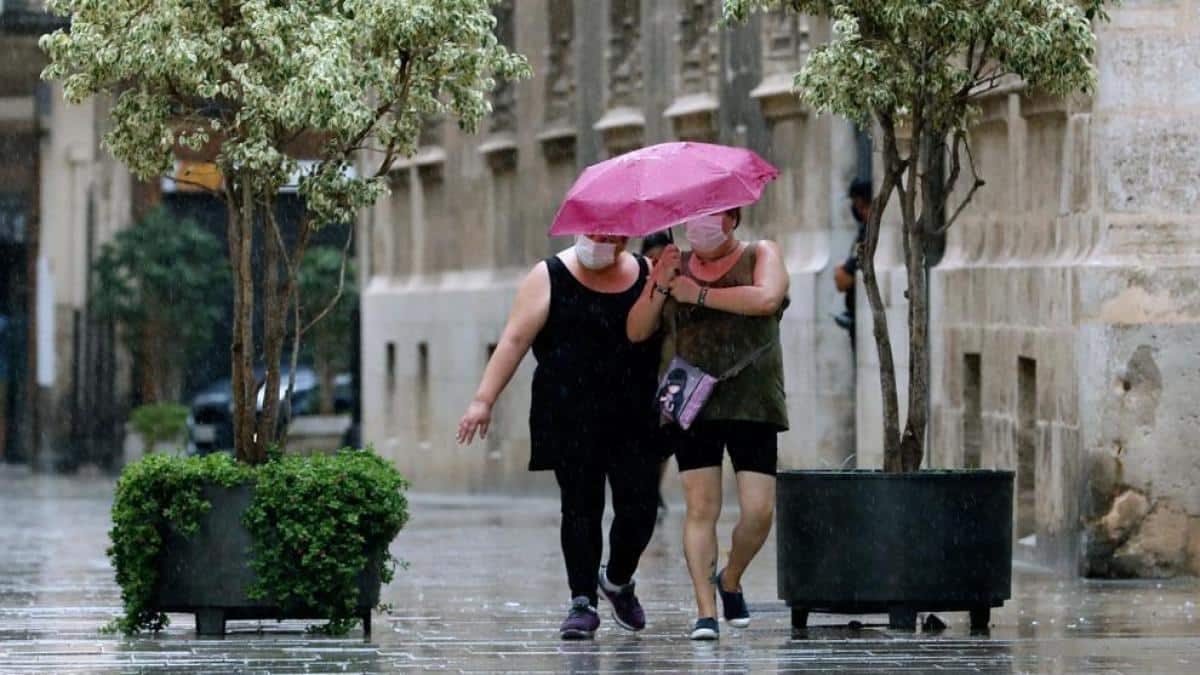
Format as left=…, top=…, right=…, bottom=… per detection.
left=871, top=117, right=905, bottom=472
left=900, top=213, right=928, bottom=472
left=899, top=127, right=947, bottom=472
left=257, top=195, right=285, bottom=454
left=137, top=320, right=161, bottom=404
left=229, top=177, right=260, bottom=463
left=317, top=354, right=335, bottom=416
left=897, top=119, right=927, bottom=474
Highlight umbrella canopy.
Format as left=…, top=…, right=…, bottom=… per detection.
left=549, top=141, right=779, bottom=237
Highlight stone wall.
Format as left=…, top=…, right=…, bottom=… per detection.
left=361, top=0, right=1200, bottom=579
left=919, top=0, right=1200, bottom=576
left=360, top=0, right=862, bottom=496
left=1, top=25, right=133, bottom=467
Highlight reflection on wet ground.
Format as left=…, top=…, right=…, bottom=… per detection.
left=1, top=466, right=1197, bottom=673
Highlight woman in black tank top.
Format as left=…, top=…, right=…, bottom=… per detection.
left=457, top=234, right=662, bottom=640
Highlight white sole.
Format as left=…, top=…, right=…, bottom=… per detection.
left=726, top=618, right=751, bottom=628
left=610, top=609, right=643, bottom=632
left=689, top=628, right=719, bottom=640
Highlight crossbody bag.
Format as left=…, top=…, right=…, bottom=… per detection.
left=655, top=341, right=773, bottom=430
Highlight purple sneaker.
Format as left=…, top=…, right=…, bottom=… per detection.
left=599, top=567, right=646, bottom=631
left=560, top=597, right=599, bottom=640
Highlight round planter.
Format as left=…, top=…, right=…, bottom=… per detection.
left=777, top=469, right=1014, bottom=631
left=155, top=482, right=383, bottom=635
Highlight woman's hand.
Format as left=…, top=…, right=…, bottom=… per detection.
left=669, top=275, right=702, bottom=305
left=651, top=244, right=681, bottom=287
left=457, top=398, right=493, bottom=444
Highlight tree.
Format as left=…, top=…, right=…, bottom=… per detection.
left=296, top=246, right=357, bottom=416
left=723, top=0, right=1110, bottom=471
left=92, top=206, right=228, bottom=404
left=42, top=0, right=530, bottom=463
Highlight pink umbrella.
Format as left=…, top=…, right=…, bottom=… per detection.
left=549, top=141, right=779, bottom=237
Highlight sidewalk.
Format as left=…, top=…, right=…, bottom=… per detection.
left=1, top=471, right=1198, bottom=673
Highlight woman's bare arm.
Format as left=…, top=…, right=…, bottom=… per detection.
left=668, top=241, right=789, bottom=316
left=457, top=262, right=551, bottom=444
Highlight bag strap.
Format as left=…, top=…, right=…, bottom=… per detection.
left=717, top=341, right=775, bottom=381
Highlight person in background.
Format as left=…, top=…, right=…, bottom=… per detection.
left=457, top=233, right=663, bottom=640
left=834, top=178, right=872, bottom=347
left=640, top=231, right=673, bottom=524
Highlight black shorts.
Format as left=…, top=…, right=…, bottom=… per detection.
left=671, top=420, right=779, bottom=476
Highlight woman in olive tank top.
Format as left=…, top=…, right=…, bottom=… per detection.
left=458, top=233, right=663, bottom=641
left=627, top=207, right=790, bottom=640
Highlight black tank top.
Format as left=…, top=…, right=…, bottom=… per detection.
left=528, top=254, right=660, bottom=470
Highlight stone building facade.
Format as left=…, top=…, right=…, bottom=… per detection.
left=361, top=0, right=1200, bottom=578
left=359, top=0, right=862, bottom=497
left=1, top=2, right=133, bottom=469
left=854, top=1, right=1200, bottom=576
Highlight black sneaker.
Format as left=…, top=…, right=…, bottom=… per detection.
left=599, top=566, right=646, bottom=631
left=714, top=568, right=750, bottom=628
left=559, top=596, right=599, bottom=640
left=689, top=617, right=719, bottom=640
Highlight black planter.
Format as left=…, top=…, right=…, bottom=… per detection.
left=155, top=483, right=382, bottom=636
left=777, top=469, right=1014, bottom=632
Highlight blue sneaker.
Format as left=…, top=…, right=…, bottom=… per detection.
left=560, top=597, right=599, bottom=640
left=714, top=568, right=750, bottom=628
left=689, top=617, right=719, bottom=640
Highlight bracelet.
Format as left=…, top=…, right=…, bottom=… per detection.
left=697, top=286, right=709, bottom=307
left=653, top=283, right=671, bottom=297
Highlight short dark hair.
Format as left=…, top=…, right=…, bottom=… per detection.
left=848, top=178, right=872, bottom=203
left=725, top=207, right=742, bottom=228
left=641, top=231, right=673, bottom=253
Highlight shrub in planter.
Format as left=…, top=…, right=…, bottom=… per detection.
left=723, top=0, right=1112, bottom=631
left=129, top=403, right=190, bottom=449
left=43, top=0, right=527, bottom=636
left=105, top=448, right=408, bottom=636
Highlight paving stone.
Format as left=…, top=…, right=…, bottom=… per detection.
left=1, top=468, right=1199, bottom=672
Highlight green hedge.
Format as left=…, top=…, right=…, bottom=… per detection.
left=105, top=449, right=408, bottom=635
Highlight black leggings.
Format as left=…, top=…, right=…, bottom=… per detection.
left=553, top=442, right=660, bottom=606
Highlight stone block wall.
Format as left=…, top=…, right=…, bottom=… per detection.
left=922, top=0, right=1200, bottom=576
left=360, top=1, right=862, bottom=496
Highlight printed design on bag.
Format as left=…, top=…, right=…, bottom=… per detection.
left=658, top=367, right=689, bottom=418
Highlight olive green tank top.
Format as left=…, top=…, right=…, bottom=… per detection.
left=660, top=242, right=789, bottom=430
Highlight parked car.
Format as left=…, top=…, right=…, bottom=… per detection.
left=255, top=369, right=354, bottom=417
left=187, top=377, right=235, bottom=455
left=189, top=367, right=355, bottom=454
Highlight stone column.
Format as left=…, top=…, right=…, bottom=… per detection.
left=663, top=0, right=720, bottom=142
left=1075, top=1, right=1200, bottom=578
left=539, top=0, right=579, bottom=255
left=594, top=0, right=646, bottom=156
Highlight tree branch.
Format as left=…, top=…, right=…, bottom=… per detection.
left=932, top=134, right=985, bottom=236
left=300, top=224, right=354, bottom=337
left=265, top=207, right=307, bottom=448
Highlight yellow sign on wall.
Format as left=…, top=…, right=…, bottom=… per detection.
left=173, top=161, right=223, bottom=192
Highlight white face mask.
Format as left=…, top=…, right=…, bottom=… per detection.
left=685, top=214, right=729, bottom=252
left=575, top=236, right=618, bottom=270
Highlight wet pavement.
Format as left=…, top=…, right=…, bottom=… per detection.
left=1, top=465, right=1199, bottom=673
